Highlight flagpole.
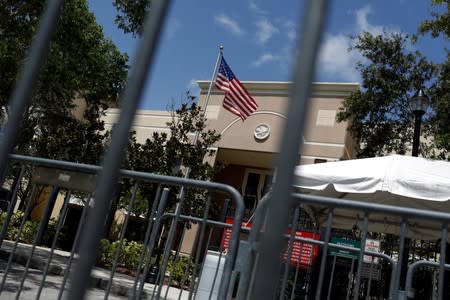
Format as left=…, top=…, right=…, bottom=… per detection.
left=182, top=45, right=223, bottom=178
left=161, top=47, right=224, bottom=271
left=184, top=45, right=223, bottom=177
left=200, top=45, right=224, bottom=121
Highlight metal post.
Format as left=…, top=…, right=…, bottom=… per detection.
left=34, top=186, right=59, bottom=245
left=249, top=0, right=329, bottom=297
left=0, top=0, right=65, bottom=184
left=411, top=113, right=422, bottom=157
left=67, top=1, right=171, bottom=298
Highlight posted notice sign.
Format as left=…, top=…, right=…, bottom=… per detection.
left=221, top=217, right=320, bottom=269
left=283, top=230, right=320, bottom=268
left=328, top=237, right=361, bottom=259
left=220, top=217, right=252, bottom=250
left=363, top=239, right=381, bottom=264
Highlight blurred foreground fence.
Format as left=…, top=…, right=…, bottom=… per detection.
left=0, top=0, right=449, bottom=299
left=0, top=155, right=449, bottom=299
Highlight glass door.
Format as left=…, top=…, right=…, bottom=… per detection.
left=241, top=169, right=273, bottom=221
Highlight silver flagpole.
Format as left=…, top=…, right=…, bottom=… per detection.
left=184, top=45, right=223, bottom=177
left=159, top=47, right=225, bottom=292
left=199, top=45, right=224, bottom=122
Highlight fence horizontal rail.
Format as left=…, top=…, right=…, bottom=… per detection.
left=0, top=154, right=244, bottom=299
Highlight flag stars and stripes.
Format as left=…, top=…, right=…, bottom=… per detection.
left=215, top=57, right=258, bottom=120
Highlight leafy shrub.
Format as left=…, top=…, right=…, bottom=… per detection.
left=122, top=240, right=145, bottom=268
left=0, top=211, right=58, bottom=245
left=168, top=256, right=194, bottom=284
left=96, top=238, right=196, bottom=288
left=98, top=239, right=112, bottom=266
left=21, top=220, right=39, bottom=243
left=97, top=238, right=150, bottom=270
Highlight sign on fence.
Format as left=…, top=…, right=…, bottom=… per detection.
left=328, top=237, right=361, bottom=259
left=220, top=217, right=251, bottom=250
left=363, top=239, right=380, bottom=264
left=221, top=217, right=320, bottom=269
left=283, top=229, right=320, bottom=268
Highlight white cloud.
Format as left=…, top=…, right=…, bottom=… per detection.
left=283, top=20, right=297, bottom=42
left=316, top=5, right=400, bottom=82
left=252, top=53, right=278, bottom=67
left=248, top=0, right=267, bottom=15
left=355, top=5, right=399, bottom=36
left=214, top=14, right=244, bottom=36
left=355, top=5, right=384, bottom=36
left=318, top=34, right=362, bottom=82
left=255, top=18, right=279, bottom=44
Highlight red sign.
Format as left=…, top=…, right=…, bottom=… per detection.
left=283, top=229, right=320, bottom=268
left=220, top=217, right=252, bottom=249
left=221, top=217, right=320, bottom=269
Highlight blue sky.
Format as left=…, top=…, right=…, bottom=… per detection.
left=88, top=0, right=447, bottom=110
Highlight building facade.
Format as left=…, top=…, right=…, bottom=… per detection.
left=103, top=80, right=358, bottom=223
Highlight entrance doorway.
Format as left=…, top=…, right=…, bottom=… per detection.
left=241, top=169, right=273, bottom=221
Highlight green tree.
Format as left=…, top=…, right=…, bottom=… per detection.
left=113, top=0, right=151, bottom=37
left=417, top=0, right=450, bottom=159
left=0, top=0, right=129, bottom=164
left=0, top=0, right=129, bottom=223
left=336, top=32, right=436, bottom=158
left=337, top=1, right=449, bottom=160
left=122, top=95, right=222, bottom=219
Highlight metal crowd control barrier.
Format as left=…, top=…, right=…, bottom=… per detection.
left=231, top=193, right=450, bottom=300
left=0, top=154, right=243, bottom=299
left=0, top=0, right=449, bottom=299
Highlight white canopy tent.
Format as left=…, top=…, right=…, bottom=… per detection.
left=293, top=155, right=450, bottom=240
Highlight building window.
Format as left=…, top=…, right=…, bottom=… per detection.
left=241, top=169, right=273, bottom=220
left=316, top=109, right=336, bottom=127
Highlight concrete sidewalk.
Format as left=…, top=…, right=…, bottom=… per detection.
left=0, top=240, right=190, bottom=299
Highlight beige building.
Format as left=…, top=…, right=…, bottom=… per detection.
left=103, top=80, right=359, bottom=222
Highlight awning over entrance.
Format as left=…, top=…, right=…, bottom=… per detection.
left=293, top=155, right=450, bottom=240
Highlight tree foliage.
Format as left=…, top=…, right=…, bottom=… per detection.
left=0, top=0, right=129, bottom=164
left=122, top=95, right=222, bottom=218
left=113, top=0, right=151, bottom=37
left=417, top=0, right=450, bottom=158
left=418, top=0, right=450, bottom=38
left=337, top=1, right=449, bottom=159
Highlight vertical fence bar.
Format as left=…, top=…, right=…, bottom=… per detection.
left=396, top=219, right=409, bottom=299
left=67, top=1, right=171, bottom=299
left=36, top=190, right=73, bottom=299
left=317, top=209, right=334, bottom=299
left=0, top=185, right=37, bottom=294
left=34, top=186, right=59, bottom=245
left=188, top=192, right=213, bottom=299
left=137, top=188, right=170, bottom=299
left=104, top=183, right=139, bottom=299
left=353, top=213, right=369, bottom=299
left=235, top=193, right=269, bottom=299
left=345, top=258, right=356, bottom=300
left=249, top=0, right=329, bottom=297
left=131, top=184, right=163, bottom=292
left=280, top=207, right=300, bottom=299
left=58, top=194, right=92, bottom=300
left=0, top=0, right=65, bottom=183
left=326, top=255, right=337, bottom=300
left=438, top=224, right=448, bottom=300
left=0, top=165, right=25, bottom=247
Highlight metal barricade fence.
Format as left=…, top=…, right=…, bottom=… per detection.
left=0, top=0, right=449, bottom=299
left=0, top=154, right=244, bottom=299
left=232, top=193, right=450, bottom=300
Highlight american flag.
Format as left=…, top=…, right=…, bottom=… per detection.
left=215, top=57, right=258, bottom=120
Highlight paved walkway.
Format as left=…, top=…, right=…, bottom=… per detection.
left=0, top=240, right=190, bottom=299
